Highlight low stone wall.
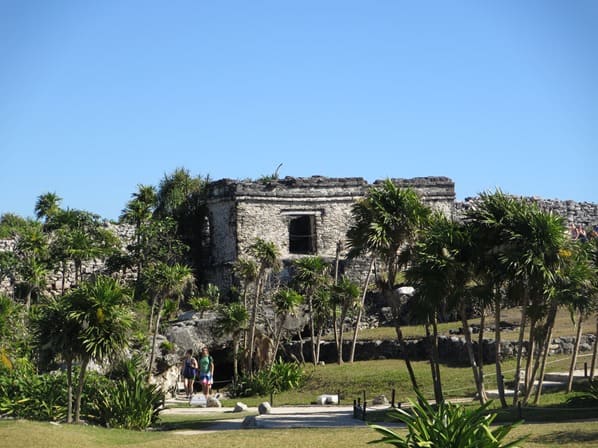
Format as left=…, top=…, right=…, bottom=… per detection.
left=284, top=334, right=597, bottom=365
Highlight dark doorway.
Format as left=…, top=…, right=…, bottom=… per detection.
left=289, top=215, right=316, bottom=254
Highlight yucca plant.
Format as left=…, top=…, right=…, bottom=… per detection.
left=370, top=391, right=526, bottom=448
left=95, top=374, right=164, bottom=430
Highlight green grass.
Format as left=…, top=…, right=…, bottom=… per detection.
left=2, top=419, right=598, bottom=447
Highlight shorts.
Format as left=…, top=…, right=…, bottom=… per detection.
left=199, top=373, right=213, bottom=385
left=183, top=368, right=196, bottom=380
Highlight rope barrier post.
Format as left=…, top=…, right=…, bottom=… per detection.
left=391, top=388, right=396, bottom=408
left=338, top=390, right=341, bottom=405
left=270, top=391, right=274, bottom=407
left=585, top=362, right=588, bottom=378
left=353, top=399, right=357, bottom=418
left=363, top=400, right=367, bottom=421
left=362, top=390, right=366, bottom=405
left=517, top=402, right=522, bottom=420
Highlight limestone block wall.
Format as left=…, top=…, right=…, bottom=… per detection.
left=204, top=176, right=456, bottom=293
left=455, top=196, right=598, bottom=227
left=0, top=223, right=135, bottom=297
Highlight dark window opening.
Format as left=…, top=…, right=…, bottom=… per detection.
left=289, top=215, right=316, bottom=254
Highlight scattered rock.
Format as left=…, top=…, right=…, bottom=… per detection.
left=242, top=416, right=258, bottom=428
left=258, top=402, right=272, bottom=414
left=233, top=402, right=248, bottom=412
left=372, top=395, right=389, bottom=406
left=207, top=396, right=222, bottom=407
left=316, top=394, right=338, bottom=405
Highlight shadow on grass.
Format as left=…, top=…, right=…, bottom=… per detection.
left=530, top=430, right=598, bottom=444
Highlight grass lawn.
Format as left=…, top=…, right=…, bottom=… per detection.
left=2, top=419, right=598, bottom=447
left=219, top=355, right=587, bottom=407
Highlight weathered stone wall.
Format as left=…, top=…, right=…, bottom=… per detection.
left=455, top=197, right=598, bottom=227
left=204, top=176, right=456, bottom=291
left=0, top=223, right=135, bottom=297
left=284, top=334, right=596, bottom=365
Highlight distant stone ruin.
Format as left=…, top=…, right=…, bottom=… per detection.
left=201, top=176, right=456, bottom=293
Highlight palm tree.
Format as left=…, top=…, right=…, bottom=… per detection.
left=247, top=238, right=281, bottom=373
left=272, top=288, right=303, bottom=361
left=465, top=190, right=524, bottom=407
left=233, top=258, right=259, bottom=310
left=331, top=276, right=360, bottom=364
left=407, top=212, right=477, bottom=404
left=34, top=192, right=62, bottom=224
left=144, top=262, right=194, bottom=377
left=216, top=301, right=249, bottom=380
left=555, top=242, right=597, bottom=394
left=346, top=179, right=430, bottom=389
left=32, top=296, right=81, bottom=423
left=292, top=256, right=331, bottom=365
left=67, top=276, right=133, bottom=423
left=13, top=221, right=49, bottom=308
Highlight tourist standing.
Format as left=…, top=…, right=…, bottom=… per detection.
left=199, top=346, right=215, bottom=398
left=181, top=349, right=198, bottom=399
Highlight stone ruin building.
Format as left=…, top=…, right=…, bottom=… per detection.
left=201, top=176, right=456, bottom=293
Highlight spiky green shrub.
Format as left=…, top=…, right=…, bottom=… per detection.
left=370, top=391, right=526, bottom=448
left=228, top=359, right=305, bottom=397
left=93, top=357, right=164, bottom=430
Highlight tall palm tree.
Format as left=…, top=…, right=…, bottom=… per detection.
left=144, top=262, right=194, bottom=377
left=272, top=288, right=303, bottom=362
left=67, top=276, right=133, bottom=423
left=407, top=212, right=477, bottom=404
left=247, top=238, right=281, bottom=373
left=216, top=301, right=249, bottom=380
left=465, top=190, right=524, bottom=407
left=32, top=296, right=81, bottom=423
left=292, top=256, right=331, bottom=365
left=331, top=276, right=360, bottom=364
left=34, top=192, right=62, bottom=224
left=233, top=257, right=259, bottom=310
left=13, top=221, right=49, bottom=308
left=346, top=179, right=430, bottom=389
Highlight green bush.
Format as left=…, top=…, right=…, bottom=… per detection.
left=370, top=391, right=526, bottom=448
left=92, top=356, right=165, bottom=430
left=229, top=360, right=305, bottom=397
left=94, top=375, right=164, bottom=430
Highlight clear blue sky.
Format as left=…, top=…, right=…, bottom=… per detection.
left=1, top=1, right=596, bottom=221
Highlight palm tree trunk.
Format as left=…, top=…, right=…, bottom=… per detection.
left=566, top=311, right=584, bottom=393
left=396, top=324, right=418, bottom=391
left=337, top=307, right=349, bottom=364
left=148, top=299, right=164, bottom=379
left=248, top=273, right=264, bottom=374
left=477, top=311, right=486, bottom=392
left=512, top=291, right=529, bottom=405
left=308, top=295, right=317, bottom=365
left=350, top=258, right=374, bottom=363
left=272, top=316, right=286, bottom=361
left=460, top=300, right=486, bottom=404
left=529, top=302, right=558, bottom=404
left=297, top=330, right=306, bottom=364
left=426, top=315, right=443, bottom=404
left=74, top=357, right=90, bottom=423
left=66, top=357, right=73, bottom=423
left=591, top=317, right=598, bottom=381
left=494, top=296, right=508, bottom=408
left=523, top=318, right=536, bottom=396
left=233, top=336, right=240, bottom=381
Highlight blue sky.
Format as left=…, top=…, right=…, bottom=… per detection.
left=1, top=1, right=596, bottom=220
